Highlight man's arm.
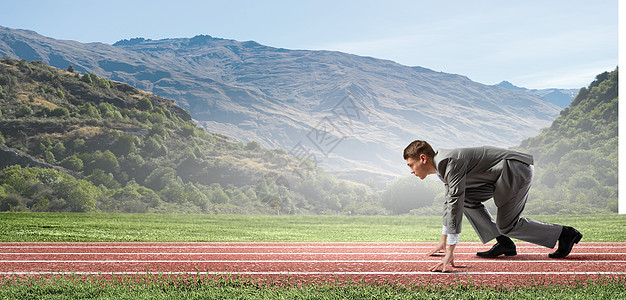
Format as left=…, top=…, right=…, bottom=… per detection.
left=429, top=244, right=457, bottom=272
left=430, top=158, right=466, bottom=272
left=441, top=158, right=468, bottom=234
left=429, top=230, right=462, bottom=272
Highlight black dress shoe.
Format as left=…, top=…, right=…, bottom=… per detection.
left=476, top=243, right=517, bottom=258
left=549, top=226, right=582, bottom=258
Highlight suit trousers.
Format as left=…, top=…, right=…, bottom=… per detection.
left=463, top=160, right=562, bottom=248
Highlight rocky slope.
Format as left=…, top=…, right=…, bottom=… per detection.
left=0, top=26, right=561, bottom=181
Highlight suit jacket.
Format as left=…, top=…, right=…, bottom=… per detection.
left=433, top=146, right=533, bottom=234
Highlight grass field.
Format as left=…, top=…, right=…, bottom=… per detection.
left=0, top=274, right=624, bottom=300
left=0, top=212, right=624, bottom=242
left=0, top=212, right=624, bottom=299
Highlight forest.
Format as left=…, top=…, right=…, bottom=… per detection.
left=516, top=68, right=618, bottom=214
left=0, top=58, right=380, bottom=214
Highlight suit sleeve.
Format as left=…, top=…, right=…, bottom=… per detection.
left=441, top=158, right=467, bottom=234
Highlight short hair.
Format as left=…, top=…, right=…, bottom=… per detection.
left=403, top=140, right=435, bottom=160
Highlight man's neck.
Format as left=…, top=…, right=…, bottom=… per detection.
left=427, top=159, right=437, bottom=176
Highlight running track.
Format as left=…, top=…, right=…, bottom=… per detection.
left=0, top=242, right=624, bottom=286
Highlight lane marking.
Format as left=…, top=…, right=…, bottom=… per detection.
left=1, top=252, right=623, bottom=255
left=1, top=260, right=625, bottom=263
left=0, top=244, right=623, bottom=249
left=1, top=271, right=624, bottom=275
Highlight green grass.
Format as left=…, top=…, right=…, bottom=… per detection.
left=0, top=273, right=624, bottom=300
left=0, top=213, right=624, bottom=242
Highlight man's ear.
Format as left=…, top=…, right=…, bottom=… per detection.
left=419, top=153, right=428, bottom=164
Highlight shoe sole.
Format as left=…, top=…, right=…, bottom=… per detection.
left=476, top=251, right=517, bottom=258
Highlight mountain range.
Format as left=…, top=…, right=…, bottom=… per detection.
left=0, top=26, right=564, bottom=182
left=493, top=81, right=577, bottom=108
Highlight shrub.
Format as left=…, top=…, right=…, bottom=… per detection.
left=60, top=154, right=83, bottom=171
left=138, top=98, right=153, bottom=111
left=50, top=107, right=70, bottom=118
left=17, top=104, right=33, bottom=117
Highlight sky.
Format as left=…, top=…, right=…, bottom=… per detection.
left=0, top=0, right=619, bottom=89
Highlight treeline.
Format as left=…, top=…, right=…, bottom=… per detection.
left=516, top=68, right=618, bottom=214
left=0, top=58, right=383, bottom=214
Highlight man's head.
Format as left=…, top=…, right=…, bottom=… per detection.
left=403, top=140, right=436, bottom=179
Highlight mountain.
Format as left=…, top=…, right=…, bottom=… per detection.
left=516, top=68, right=618, bottom=214
left=0, top=26, right=561, bottom=182
left=0, top=57, right=381, bottom=214
left=494, top=80, right=578, bottom=108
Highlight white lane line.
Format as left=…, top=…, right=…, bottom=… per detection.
left=1, top=271, right=624, bottom=275
left=1, top=260, right=625, bottom=263
left=0, top=245, right=622, bottom=249
left=0, top=252, right=623, bottom=255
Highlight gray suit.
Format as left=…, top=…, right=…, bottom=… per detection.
left=434, top=146, right=562, bottom=248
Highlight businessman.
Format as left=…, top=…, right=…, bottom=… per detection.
left=403, top=140, right=582, bottom=272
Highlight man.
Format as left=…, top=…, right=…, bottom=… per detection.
left=403, top=140, right=582, bottom=272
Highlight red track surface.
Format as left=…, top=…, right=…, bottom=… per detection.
left=0, top=242, right=624, bottom=286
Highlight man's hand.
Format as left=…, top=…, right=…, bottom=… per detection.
left=427, top=235, right=447, bottom=256
left=429, top=244, right=463, bottom=272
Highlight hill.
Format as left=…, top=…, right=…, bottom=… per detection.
left=516, top=68, right=618, bottom=214
left=0, top=26, right=561, bottom=182
left=0, top=58, right=381, bottom=214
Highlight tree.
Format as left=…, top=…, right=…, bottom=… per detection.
left=82, top=150, right=119, bottom=175
left=50, top=142, right=66, bottom=158
left=144, top=166, right=180, bottom=191
left=36, top=106, right=51, bottom=117
left=245, top=141, right=262, bottom=151
left=50, top=107, right=70, bottom=118
left=144, top=136, right=167, bottom=157
left=81, top=73, right=92, bottom=84
left=44, top=151, right=55, bottom=163
left=79, top=103, right=101, bottom=118
left=160, top=186, right=186, bottom=203
left=70, top=138, right=85, bottom=151
left=56, top=179, right=99, bottom=212
left=180, top=124, right=197, bottom=137
left=114, top=135, right=137, bottom=156
left=138, top=98, right=153, bottom=111
left=89, top=72, right=99, bottom=83
left=87, top=169, right=120, bottom=189
left=98, top=78, right=110, bottom=89
left=209, top=183, right=229, bottom=204
left=60, top=154, right=83, bottom=171
left=17, top=104, right=33, bottom=117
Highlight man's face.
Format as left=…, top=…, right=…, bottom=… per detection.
left=406, top=155, right=429, bottom=180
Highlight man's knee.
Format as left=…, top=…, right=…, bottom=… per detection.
left=496, top=218, right=520, bottom=235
